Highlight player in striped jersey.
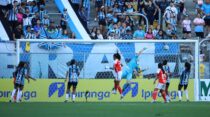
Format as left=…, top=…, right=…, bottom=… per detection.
left=65, top=59, right=80, bottom=103
left=178, top=62, right=191, bottom=102
left=162, top=60, right=171, bottom=102
left=10, top=62, right=33, bottom=102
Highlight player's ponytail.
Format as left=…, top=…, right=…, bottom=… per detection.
left=113, top=52, right=121, bottom=60
left=158, top=63, right=165, bottom=74
left=185, top=62, right=191, bottom=72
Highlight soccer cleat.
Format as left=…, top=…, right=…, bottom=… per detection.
left=179, top=100, right=182, bottom=102
left=64, top=100, right=68, bottom=103
left=120, top=95, right=124, bottom=100
left=151, top=100, right=156, bottom=103
left=112, top=90, right=117, bottom=94
left=186, top=100, right=190, bottom=102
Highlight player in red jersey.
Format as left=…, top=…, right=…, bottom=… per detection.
left=152, top=63, right=167, bottom=103
left=112, top=52, right=123, bottom=98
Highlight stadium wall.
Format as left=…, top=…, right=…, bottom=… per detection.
left=0, top=79, right=194, bottom=102
left=0, top=42, right=178, bottom=78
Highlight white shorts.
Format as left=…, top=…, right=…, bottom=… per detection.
left=115, top=71, right=122, bottom=81
left=156, top=83, right=166, bottom=90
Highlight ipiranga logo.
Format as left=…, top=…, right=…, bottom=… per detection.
left=201, top=80, right=210, bottom=97
left=48, top=82, right=65, bottom=97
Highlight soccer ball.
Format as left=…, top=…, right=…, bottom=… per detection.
left=163, top=44, right=169, bottom=51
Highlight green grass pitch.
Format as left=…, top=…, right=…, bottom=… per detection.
left=0, top=102, right=210, bottom=117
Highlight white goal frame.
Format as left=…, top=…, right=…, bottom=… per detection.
left=16, top=39, right=200, bottom=101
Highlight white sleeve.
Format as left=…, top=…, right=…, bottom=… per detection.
left=157, top=69, right=160, bottom=74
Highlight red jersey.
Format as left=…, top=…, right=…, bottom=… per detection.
left=114, top=59, right=122, bottom=72
left=157, top=69, right=166, bottom=84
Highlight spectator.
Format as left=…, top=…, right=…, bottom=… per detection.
left=5, top=0, right=18, bottom=31
left=125, top=2, right=136, bottom=13
left=33, top=19, right=42, bottom=38
left=107, top=30, right=115, bottom=40
left=16, top=8, right=23, bottom=25
left=182, top=15, right=192, bottom=39
left=60, top=8, right=69, bottom=30
left=201, top=0, right=210, bottom=36
left=39, top=5, right=47, bottom=20
left=96, top=29, right=104, bottom=39
left=23, top=7, right=33, bottom=27
left=133, top=25, right=145, bottom=39
left=137, top=0, right=144, bottom=13
left=94, top=0, right=104, bottom=21
left=62, top=29, right=69, bottom=39
left=193, top=13, right=205, bottom=38
left=165, top=24, right=174, bottom=38
left=143, top=0, right=158, bottom=25
left=42, top=14, right=50, bottom=27
left=112, top=3, right=121, bottom=13
left=24, top=26, right=36, bottom=39
left=156, top=0, right=170, bottom=15
left=31, top=1, right=38, bottom=13
left=152, top=24, right=161, bottom=37
left=98, top=6, right=106, bottom=35
left=13, top=24, right=23, bottom=39
left=90, top=26, right=97, bottom=39
left=163, top=1, right=178, bottom=28
left=122, top=28, right=133, bottom=40
left=155, top=29, right=166, bottom=39
left=31, top=11, right=40, bottom=27
left=145, top=28, right=154, bottom=39
left=165, top=12, right=177, bottom=32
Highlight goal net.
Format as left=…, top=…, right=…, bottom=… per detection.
left=16, top=39, right=199, bottom=101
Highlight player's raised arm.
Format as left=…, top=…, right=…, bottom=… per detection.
left=137, top=47, right=147, bottom=56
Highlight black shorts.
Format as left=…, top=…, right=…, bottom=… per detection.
left=183, top=29, right=191, bottom=34
left=99, top=20, right=106, bottom=26
left=14, top=83, right=24, bottom=89
left=95, top=1, right=103, bottom=8
left=166, top=82, right=170, bottom=87
left=67, top=82, right=78, bottom=89
left=204, top=18, right=210, bottom=26
left=178, top=84, right=188, bottom=90
left=195, top=32, right=204, bottom=38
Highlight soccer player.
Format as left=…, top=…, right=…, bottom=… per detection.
left=162, top=60, right=171, bottom=101
left=112, top=52, right=123, bottom=97
left=65, top=59, right=80, bottom=103
left=10, top=62, right=31, bottom=102
left=152, top=63, right=167, bottom=103
left=120, top=48, right=147, bottom=99
left=178, top=62, right=191, bottom=102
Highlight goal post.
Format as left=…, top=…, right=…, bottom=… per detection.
left=16, top=39, right=200, bottom=101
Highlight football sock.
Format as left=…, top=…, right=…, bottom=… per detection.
left=184, top=90, right=189, bottom=100
left=178, top=90, right=182, bottom=100
left=66, top=93, right=69, bottom=100
left=152, top=90, right=158, bottom=101
left=72, top=94, right=76, bottom=101
left=17, top=89, right=22, bottom=102
left=11, top=89, right=16, bottom=100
